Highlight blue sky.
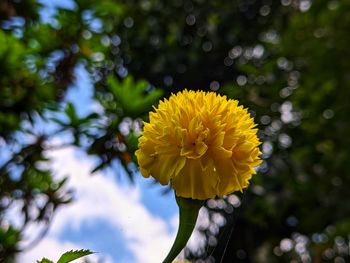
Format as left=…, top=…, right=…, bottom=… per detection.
left=5, top=2, right=213, bottom=262
left=13, top=64, right=182, bottom=263
left=16, top=144, right=179, bottom=263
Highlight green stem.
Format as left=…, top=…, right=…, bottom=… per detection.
left=162, top=195, right=204, bottom=263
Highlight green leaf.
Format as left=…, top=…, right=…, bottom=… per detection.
left=107, top=76, right=163, bottom=117
left=37, top=258, right=54, bottom=263
left=64, top=102, right=79, bottom=124
left=57, top=249, right=94, bottom=263
left=94, top=1, right=124, bottom=16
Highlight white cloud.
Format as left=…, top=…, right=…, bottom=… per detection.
left=18, top=147, right=178, bottom=263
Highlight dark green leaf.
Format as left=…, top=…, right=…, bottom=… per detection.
left=57, top=249, right=94, bottom=263
left=36, top=258, right=54, bottom=263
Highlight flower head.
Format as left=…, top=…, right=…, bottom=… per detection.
left=136, top=90, right=261, bottom=200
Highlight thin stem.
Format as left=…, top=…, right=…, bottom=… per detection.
left=162, top=195, right=204, bottom=263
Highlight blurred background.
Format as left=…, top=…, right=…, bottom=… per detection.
left=1, top=0, right=350, bottom=262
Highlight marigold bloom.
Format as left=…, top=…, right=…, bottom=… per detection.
left=136, top=90, right=261, bottom=200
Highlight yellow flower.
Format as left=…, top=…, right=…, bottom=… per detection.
left=136, top=90, right=261, bottom=200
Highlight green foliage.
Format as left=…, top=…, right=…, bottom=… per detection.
left=0, top=226, right=20, bottom=258
left=57, top=249, right=94, bottom=263
left=37, top=258, right=53, bottom=263
left=0, top=30, right=52, bottom=136
left=36, top=249, right=94, bottom=263
left=1, top=0, right=350, bottom=262
left=107, top=76, right=163, bottom=117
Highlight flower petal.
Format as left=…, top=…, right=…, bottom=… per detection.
left=214, top=157, right=243, bottom=196
left=136, top=90, right=262, bottom=199
left=149, top=155, right=183, bottom=185
left=172, top=159, right=217, bottom=200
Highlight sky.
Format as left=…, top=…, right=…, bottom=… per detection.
left=17, top=144, right=179, bottom=263
left=4, top=1, right=213, bottom=262
left=8, top=54, right=181, bottom=261
left=11, top=61, right=205, bottom=263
